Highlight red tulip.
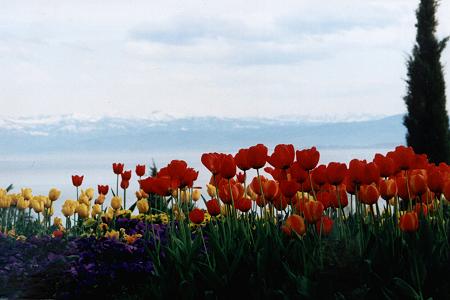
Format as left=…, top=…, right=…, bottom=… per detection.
left=52, top=230, right=64, bottom=238
left=379, top=179, right=397, bottom=200
left=373, top=153, right=395, bottom=178
left=326, top=162, right=347, bottom=185
left=236, top=197, right=252, bottom=213
left=410, top=173, right=427, bottom=195
left=261, top=180, right=279, bottom=202
left=358, top=184, right=380, bottom=205
left=363, top=162, right=380, bottom=185
left=399, top=212, right=419, bottom=232
left=167, top=160, right=188, bottom=180
left=413, top=153, right=429, bottom=170
left=236, top=172, right=246, bottom=183
left=71, top=175, right=84, bottom=187
left=316, top=190, right=332, bottom=209
left=218, top=179, right=244, bottom=205
left=414, top=203, right=428, bottom=216
left=180, top=168, right=199, bottom=188
left=296, top=146, right=320, bottom=171
left=98, top=185, right=109, bottom=195
left=349, top=159, right=366, bottom=185
left=220, top=154, right=236, bottom=179
left=121, top=170, right=132, bottom=181
left=113, top=163, right=124, bottom=175
left=427, top=167, right=444, bottom=194
left=135, top=164, right=146, bottom=177
left=264, top=167, right=287, bottom=181
left=248, top=144, right=268, bottom=169
left=189, top=208, right=205, bottom=224
left=201, top=153, right=222, bottom=175
left=329, top=187, right=348, bottom=208
left=396, top=175, right=414, bottom=201
left=443, top=180, right=450, bottom=202
left=282, top=214, right=306, bottom=237
left=273, top=196, right=288, bottom=211
left=391, top=146, right=415, bottom=171
left=279, top=180, right=300, bottom=199
left=303, top=200, right=324, bottom=224
left=311, top=165, right=327, bottom=186
left=289, top=161, right=308, bottom=183
left=315, top=216, right=334, bottom=236
left=121, top=179, right=130, bottom=190
left=139, top=177, right=172, bottom=196
left=268, top=144, right=295, bottom=170
left=234, top=148, right=251, bottom=171
left=206, top=199, right=221, bottom=216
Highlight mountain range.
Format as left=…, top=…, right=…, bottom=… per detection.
left=0, top=114, right=406, bottom=154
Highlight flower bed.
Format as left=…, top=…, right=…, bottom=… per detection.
left=0, top=144, right=449, bottom=299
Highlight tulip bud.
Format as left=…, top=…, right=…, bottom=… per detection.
left=44, top=206, right=54, bottom=217
left=180, top=190, right=190, bottom=204
left=192, top=189, right=201, bottom=201
left=137, top=199, right=150, bottom=214
left=111, top=196, right=122, bottom=210
left=48, top=188, right=61, bottom=202
left=21, top=188, right=33, bottom=201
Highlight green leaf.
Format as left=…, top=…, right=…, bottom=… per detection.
left=392, top=277, right=421, bottom=300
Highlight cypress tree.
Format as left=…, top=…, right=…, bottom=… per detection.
left=403, top=0, right=450, bottom=163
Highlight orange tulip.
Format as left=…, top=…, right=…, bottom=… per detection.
left=303, top=200, right=324, bottom=224
left=379, top=179, right=397, bottom=200
left=282, top=214, right=306, bottom=236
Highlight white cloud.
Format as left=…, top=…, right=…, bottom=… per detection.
left=0, top=0, right=449, bottom=120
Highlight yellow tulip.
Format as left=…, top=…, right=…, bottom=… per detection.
left=192, top=189, right=201, bottom=202
left=30, top=197, right=44, bottom=213
left=77, top=203, right=89, bottom=219
left=44, top=206, right=54, bottom=217
left=85, top=188, right=95, bottom=200
left=48, top=188, right=61, bottom=202
left=78, top=193, right=90, bottom=206
left=21, top=188, right=33, bottom=201
left=0, top=195, right=11, bottom=208
left=53, top=217, right=62, bottom=227
left=0, top=189, right=7, bottom=198
left=92, top=204, right=102, bottom=217
left=206, top=184, right=216, bottom=198
left=43, top=196, right=52, bottom=209
left=10, top=194, right=20, bottom=206
left=111, top=196, right=122, bottom=210
left=181, top=190, right=190, bottom=204
left=62, top=205, right=75, bottom=217
left=135, top=189, right=149, bottom=200
left=17, top=196, right=29, bottom=210
left=137, top=199, right=149, bottom=214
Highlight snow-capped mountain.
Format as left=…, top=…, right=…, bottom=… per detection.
left=0, top=114, right=406, bottom=154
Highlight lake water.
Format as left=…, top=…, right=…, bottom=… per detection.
left=0, top=147, right=393, bottom=218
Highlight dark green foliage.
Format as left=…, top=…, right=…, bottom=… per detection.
left=404, top=0, right=450, bottom=163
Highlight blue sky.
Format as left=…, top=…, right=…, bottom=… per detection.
left=0, top=0, right=449, bottom=120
